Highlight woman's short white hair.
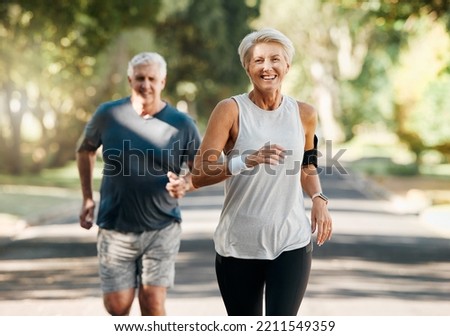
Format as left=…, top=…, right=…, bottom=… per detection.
left=127, top=52, right=167, bottom=78
left=238, top=28, right=295, bottom=69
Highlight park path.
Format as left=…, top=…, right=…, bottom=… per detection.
left=0, top=167, right=449, bottom=315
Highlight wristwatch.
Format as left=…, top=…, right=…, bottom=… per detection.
left=311, top=192, right=329, bottom=204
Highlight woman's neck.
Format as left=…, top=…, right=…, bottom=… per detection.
left=248, top=90, right=283, bottom=110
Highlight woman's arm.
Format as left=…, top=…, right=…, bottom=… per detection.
left=299, top=102, right=333, bottom=246
left=192, top=99, right=238, bottom=188
left=300, top=102, right=322, bottom=197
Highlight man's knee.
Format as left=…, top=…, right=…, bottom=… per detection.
left=139, top=285, right=167, bottom=316
left=103, top=289, right=135, bottom=316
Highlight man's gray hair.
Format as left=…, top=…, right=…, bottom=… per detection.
left=238, top=28, right=295, bottom=70
left=127, top=52, right=167, bottom=78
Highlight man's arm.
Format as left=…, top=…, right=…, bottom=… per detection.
left=76, top=150, right=97, bottom=230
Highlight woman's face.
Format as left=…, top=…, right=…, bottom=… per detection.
left=246, top=42, right=290, bottom=92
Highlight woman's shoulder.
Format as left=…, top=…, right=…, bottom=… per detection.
left=296, top=100, right=317, bottom=124
left=219, top=96, right=240, bottom=108
left=203, top=97, right=239, bottom=135
left=212, top=97, right=239, bottom=117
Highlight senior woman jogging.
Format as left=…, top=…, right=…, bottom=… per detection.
left=192, top=28, right=333, bottom=316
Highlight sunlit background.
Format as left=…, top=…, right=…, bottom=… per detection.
left=1, top=1, right=450, bottom=319
left=1, top=0, right=450, bottom=216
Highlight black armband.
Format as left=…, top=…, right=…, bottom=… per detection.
left=302, top=134, right=319, bottom=168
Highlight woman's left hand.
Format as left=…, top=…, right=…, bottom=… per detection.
left=311, top=198, right=332, bottom=246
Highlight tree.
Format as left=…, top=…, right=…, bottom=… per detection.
left=254, top=0, right=368, bottom=142
left=153, top=0, right=261, bottom=124
left=393, top=18, right=450, bottom=162
left=341, top=0, right=450, bottom=161
left=0, top=0, right=161, bottom=174
left=0, top=0, right=262, bottom=174
left=255, top=0, right=450, bottom=165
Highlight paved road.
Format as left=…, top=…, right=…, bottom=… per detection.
left=0, top=167, right=449, bottom=316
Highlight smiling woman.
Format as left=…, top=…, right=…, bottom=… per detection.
left=192, top=28, right=333, bottom=316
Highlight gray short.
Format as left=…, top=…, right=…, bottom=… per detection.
left=97, top=222, right=181, bottom=293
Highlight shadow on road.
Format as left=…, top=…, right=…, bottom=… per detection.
left=0, top=169, right=449, bottom=313
left=1, top=231, right=449, bottom=302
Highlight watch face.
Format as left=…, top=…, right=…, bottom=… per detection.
left=320, top=193, right=328, bottom=201
left=312, top=192, right=328, bottom=203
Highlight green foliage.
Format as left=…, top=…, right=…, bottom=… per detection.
left=0, top=0, right=261, bottom=175
left=154, top=0, right=261, bottom=122
left=390, top=16, right=450, bottom=159
left=351, top=157, right=419, bottom=176
left=340, top=51, right=396, bottom=140
left=320, top=0, right=450, bottom=157
left=3, top=0, right=449, bottom=177
left=407, top=75, right=450, bottom=148
left=0, top=0, right=161, bottom=174
left=330, top=0, right=450, bottom=30
left=1, top=0, right=161, bottom=67
left=0, top=160, right=102, bottom=189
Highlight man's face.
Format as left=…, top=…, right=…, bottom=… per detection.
left=128, top=63, right=166, bottom=105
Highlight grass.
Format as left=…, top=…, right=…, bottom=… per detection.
left=0, top=191, right=79, bottom=218
left=0, top=161, right=102, bottom=218
left=0, top=161, right=102, bottom=190
left=338, top=132, right=450, bottom=177
left=338, top=133, right=450, bottom=204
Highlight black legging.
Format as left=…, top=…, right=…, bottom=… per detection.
left=215, top=243, right=312, bottom=316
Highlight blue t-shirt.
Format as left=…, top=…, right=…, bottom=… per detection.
left=78, top=97, right=201, bottom=232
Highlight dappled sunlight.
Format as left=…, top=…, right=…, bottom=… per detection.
left=309, top=258, right=450, bottom=301
left=1, top=0, right=450, bottom=318
left=393, top=19, right=450, bottom=105
left=389, top=189, right=431, bottom=215
left=421, top=205, right=450, bottom=238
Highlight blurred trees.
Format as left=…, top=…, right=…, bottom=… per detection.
left=153, top=0, right=260, bottom=122
left=338, top=0, right=450, bottom=163
left=1, top=0, right=450, bottom=175
left=255, top=0, right=450, bottom=164
left=0, top=0, right=259, bottom=174
left=0, top=0, right=162, bottom=174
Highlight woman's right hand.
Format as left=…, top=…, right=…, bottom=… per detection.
left=245, top=143, right=286, bottom=168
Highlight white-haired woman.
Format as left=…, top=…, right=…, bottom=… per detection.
left=192, top=28, right=332, bottom=316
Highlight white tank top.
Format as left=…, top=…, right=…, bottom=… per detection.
left=214, top=93, right=311, bottom=259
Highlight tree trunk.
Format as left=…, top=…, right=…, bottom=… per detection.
left=310, top=61, right=344, bottom=142
left=4, top=83, right=25, bottom=175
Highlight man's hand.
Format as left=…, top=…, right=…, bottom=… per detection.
left=166, top=171, right=189, bottom=199
left=79, top=198, right=95, bottom=230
